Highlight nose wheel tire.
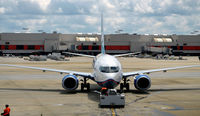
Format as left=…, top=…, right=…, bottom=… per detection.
left=126, top=83, right=130, bottom=91
left=81, top=83, right=90, bottom=91
left=120, top=83, right=124, bottom=92
left=86, top=83, right=90, bottom=91
left=81, top=83, right=84, bottom=91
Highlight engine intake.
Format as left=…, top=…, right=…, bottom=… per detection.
left=62, top=75, right=79, bottom=90
left=134, top=75, right=151, bottom=91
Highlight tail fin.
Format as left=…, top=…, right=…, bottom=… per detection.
left=101, top=13, right=105, bottom=54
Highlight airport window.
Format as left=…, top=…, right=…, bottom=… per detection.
left=154, top=38, right=172, bottom=42
left=76, top=37, right=86, bottom=41
left=92, top=45, right=99, bottom=50
left=171, top=46, right=177, bottom=50
left=27, top=45, right=35, bottom=50
left=87, top=37, right=98, bottom=42
left=82, top=45, right=89, bottom=50
left=16, top=45, right=24, bottom=50
left=5, top=42, right=10, bottom=45
left=76, top=37, right=99, bottom=42
left=5, top=45, right=9, bottom=50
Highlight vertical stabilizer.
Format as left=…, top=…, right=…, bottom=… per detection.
left=101, top=13, right=105, bottom=54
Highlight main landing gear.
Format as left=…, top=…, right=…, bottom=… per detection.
left=80, top=78, right=90, bottom=91
left=120, top=78, right=130, bottom=92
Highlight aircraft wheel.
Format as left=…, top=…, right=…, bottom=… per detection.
left=81, top=83, right=84, bottom=91
left=86, top=83, right=90, bottom=91
left=120, top=83, right=124, bottom=92
left=126, top=83, right=130, bottom=91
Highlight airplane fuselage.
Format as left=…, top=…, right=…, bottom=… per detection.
left=93, top=54, right=122, bottom=88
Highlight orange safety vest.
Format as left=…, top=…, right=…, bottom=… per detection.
left=101, top=87, right=107, bottom=90
left=3, top=107, right=10, bottom=116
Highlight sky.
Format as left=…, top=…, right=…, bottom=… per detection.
left=0, top=0, right=200, bottom=34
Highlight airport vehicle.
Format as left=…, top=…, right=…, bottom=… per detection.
left=99, top=89, right=125, bottom=107
left=0, top=14, right=200, bottom=93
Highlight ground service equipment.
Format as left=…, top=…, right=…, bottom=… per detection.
left=99, top=89, right=125, bottom=108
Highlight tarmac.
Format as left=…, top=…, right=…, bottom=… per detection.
left=0, top=56, right=200, bottom=116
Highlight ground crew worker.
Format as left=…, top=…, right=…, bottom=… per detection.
left=101, top=87, right=108, bottom=95
left=1, top=104, right=10, bottom=116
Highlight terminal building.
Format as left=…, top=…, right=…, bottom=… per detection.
left=0, top=33, right=200, bottom=55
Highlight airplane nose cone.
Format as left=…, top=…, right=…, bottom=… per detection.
left=96, top=73, right=122, bottom=88
left=105, top=73, right=118, bottom=79
left=107, top=73, right=118, bottom=80
left=97, top=78, right=120, bottom=89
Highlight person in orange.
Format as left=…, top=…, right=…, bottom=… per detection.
left=1, top=104, right=10, bottom=116
left=101, top=87, right=108, bottom=95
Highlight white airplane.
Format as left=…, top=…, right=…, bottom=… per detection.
left=0, top=14, right=200, bottom=92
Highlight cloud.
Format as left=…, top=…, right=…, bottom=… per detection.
left=0, top=0, right=200, bottom=34
left=134, top=0, right=154, bottom=14
left=85, top=16, right=98, bottom=25
left=105, top=17, right=125, bottom=31
left=102, top=0, right=115, bottom=9
left=30, top=0, right=51, bottom=11
left=56, top=8, right=63, bottom=13
left=0, top=7, right=6, bottom=14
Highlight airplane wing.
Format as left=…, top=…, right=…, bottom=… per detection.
left=64, top=52, right=140, bottom=58
left=113, top=52, right=140, bottom=57
left=123, top=65, right=200, bottom=77
left=63, top=52, right=95, bottom=58
left=0, top=64, right=94, bottom=79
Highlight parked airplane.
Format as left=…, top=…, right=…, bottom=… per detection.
left=0, top=14, right=200, bottom=92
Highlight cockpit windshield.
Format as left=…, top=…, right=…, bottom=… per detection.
left=99, top=66, right=119, bottom=73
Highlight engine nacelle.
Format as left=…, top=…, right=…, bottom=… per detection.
left=134, top=75, right=151, bottom=91
left=62, top=75, right=79, bottom=90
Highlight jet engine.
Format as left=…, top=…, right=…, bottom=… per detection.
left=134, top=75, right=151, bottom=91
left=62, top=75, right=79, bottom=90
